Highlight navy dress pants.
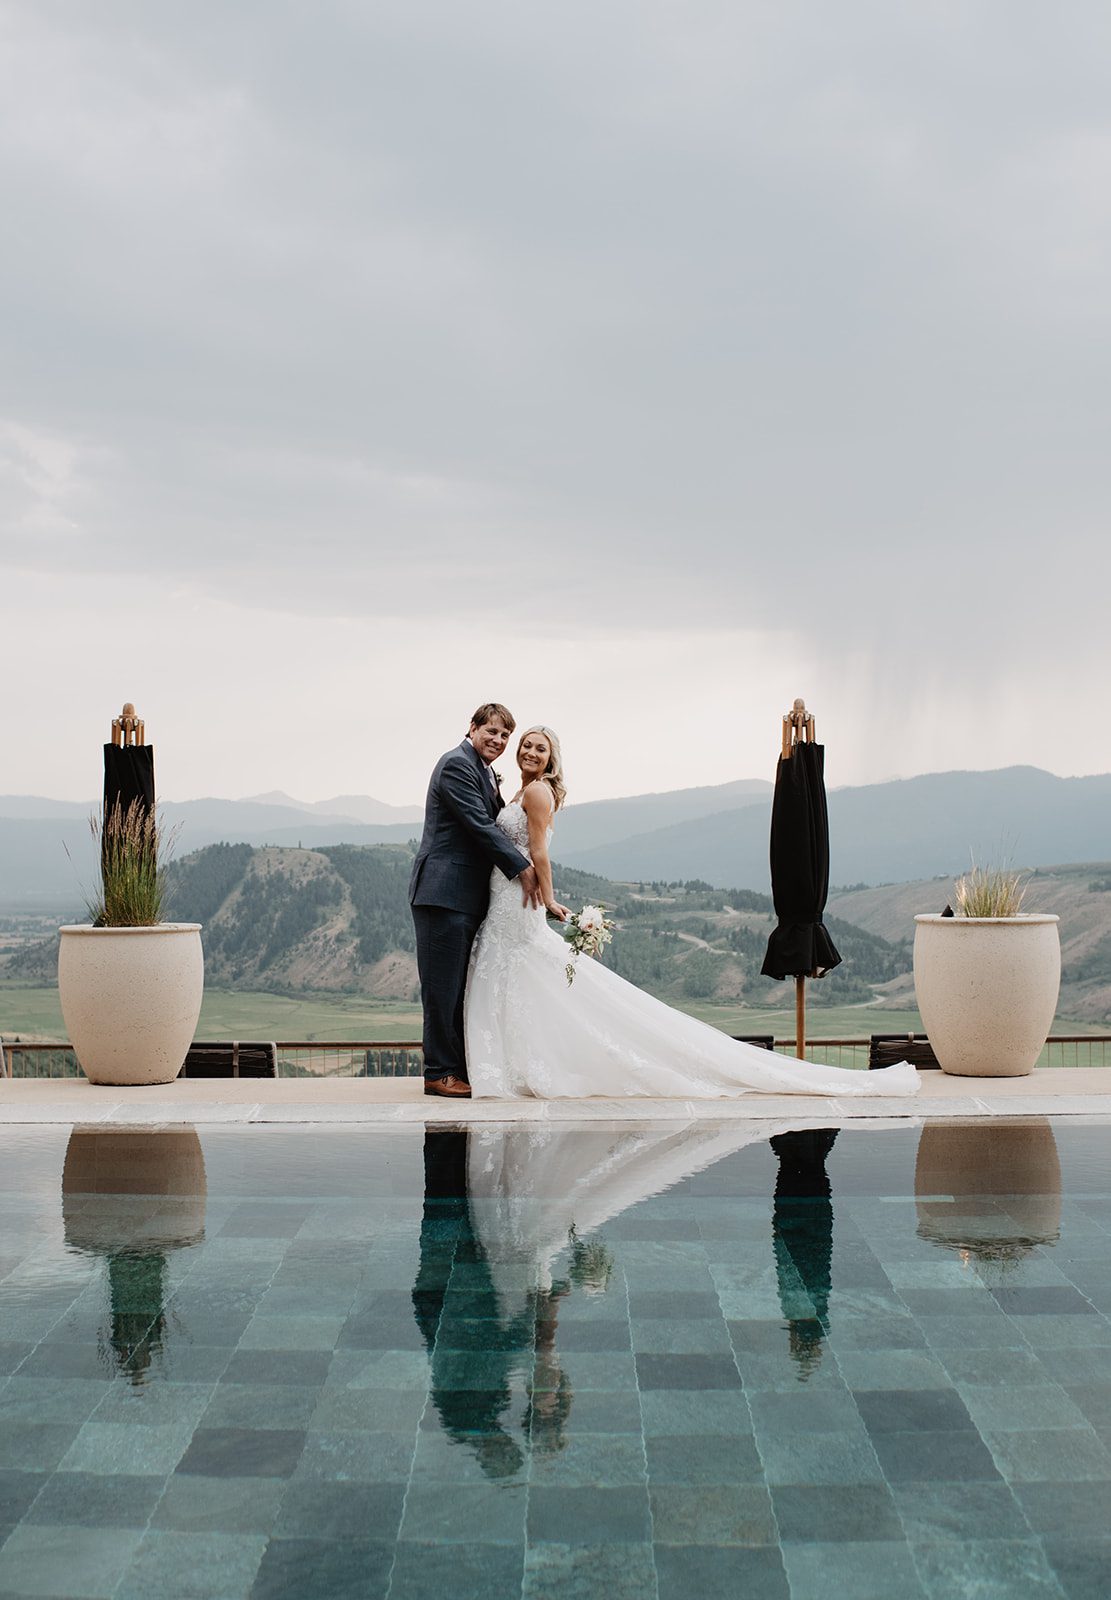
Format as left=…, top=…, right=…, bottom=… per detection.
left=412, top=905, right=483, bottom=1083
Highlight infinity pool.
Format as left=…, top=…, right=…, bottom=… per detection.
left=1, top=1118, right=1108, bottom=1598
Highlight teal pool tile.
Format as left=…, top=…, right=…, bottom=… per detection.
left=528, top=1485, right=651, bottom=1545
left=338, top=1315, right=433, bottom=1351
left=175, top=1427, right=306, bottom=1480
left=918, top=1313, right=1026, bottom=1349
left=645, top=1432, right=764, bottom=1485
left=982, top=1426, right=1111, bottom=1483
left=137, top=1344, right=233, bottom=1384
left=275, top=1479, right=405, bottom=1540
left=639, top=1389, right=753, bottom=1438
left=892, top=1481, right=1032, bottom=1543
left=292, top=1429, right=414, bottom=1482
left=0, top=1422, right=81, bottom=1472
left=0, top=1471, right=47, bottom=1524
left=1016, top=1480, right=1111, bottom=1539
left=410, top=1427, right=526, bottom=1486
left=257, top=1284, right=358, bottom=1317
left=630, top=1317, right=732, bottom=1355
left=251, top=1536, right=393, bottom=1600
left=911, top=1537, right=1066, bottom=1599
left=420, top=1388, right=527, bottom=1435
left=0, top=1344, right=33, bottom=1376
left=748, top=1388, right=857, bottom=1433
left=772, top=1483, right=903, bottom=1543
left=116, top=1529, right=267, bottom=1600
left=1062, top=1385, right=1111, bottom=1429
left=628, top=1291, right=721, bottom=1319
left=1035, top=1348, right=1111, bottom=1388
left=759, top=1427, right=884, bottom=1486
left=992, top=1287, right=1099, bottom=1316
left=730, top=1350, right=848, bottom=1391
left=855, top=1387, right=976, bottom=1434
left=535, top=1388, right=642, bottom=1434
left=1042, top=1537, right=1111, bottom=1600
left=90, top=1380, right=214, bottom=1429
left=223, top=1350, right=332, bottom=1387
left=237, top=1314, right=345, bottom=1352
left=400, top=1481, right=527, bottom=1544
left=308, top=1384, right=426, bottom=1432
left=389, top=1540, right=523, bottom=1600
left=199, top=1383, right=320, bottom=1432
left=959, top=1384, right=1089, bottom=1433
left=15, top=1344, right=116, bottom=1382
left=24, top=1471, right=165, bottom=1529
left=942, top=1347, right=1054, bottom=1388
left=826, top=1315, right=927, bottom=1351
left=534, top=1352, right=638, bottom=1391
left=835, top=1350, right=952, bottom=1390
left=870, top=1427, right=1001, bottom=1483
left=526, top=1541, right=659, bottom=1600
left=0, top=1523, right=144, bottom=1598
left=0, top=1378, right=107, bottom=1426
left=326, top=1348, right=442, bottom=1389
left=635, top=1354, right=741, bottom=1390
left=150, top=1472, right=283, bottom=1533
left=1010, top=1315, right=1111, bottom=1350
left=656, top=1543, right=788, bottom=1599
left=649, top=1483, right=776, bottom=1546
left=783, top=1540, right=925, bottom=1600
left=528, top=1432, right=646, bottom=1487
left=551, top=1320, right=631, bottom=1352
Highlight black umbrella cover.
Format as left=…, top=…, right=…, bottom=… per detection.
left=103, top=743, right=155, bottom=824
left=761, top=740, right=841, bottom=980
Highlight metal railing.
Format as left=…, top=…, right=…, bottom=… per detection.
left=5, top=1035, right=1110, bottom=1079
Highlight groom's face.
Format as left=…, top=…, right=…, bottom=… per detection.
left=470, top=717, right=512, bottom=765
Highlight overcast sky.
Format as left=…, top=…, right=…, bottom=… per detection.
left=2, top=2, right=1109, bottom=806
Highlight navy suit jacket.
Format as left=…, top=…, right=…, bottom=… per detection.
left=409, top=741, right=530, bottom=917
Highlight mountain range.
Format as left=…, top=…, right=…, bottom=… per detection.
left=1, top=766, right=1108, bottom=910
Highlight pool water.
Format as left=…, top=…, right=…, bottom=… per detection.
left=1, top=1118, right=1109, bottom=1599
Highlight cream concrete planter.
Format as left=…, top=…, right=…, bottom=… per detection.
left=913, top=914, right=1060, bottom=1077
left=58, top=924, right=204, bottom=1086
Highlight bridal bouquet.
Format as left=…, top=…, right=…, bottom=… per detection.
left=563, top=902, right=614, bottom=985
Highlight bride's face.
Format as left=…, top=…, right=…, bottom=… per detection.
left=518, top=732, right=552, bottom=779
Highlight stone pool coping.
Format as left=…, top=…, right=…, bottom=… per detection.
left=1, top=1068, right=1109, bottom=1125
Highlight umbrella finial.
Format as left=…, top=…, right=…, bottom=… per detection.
left=781, top=699, right=815, bottom=759
left=111, top=703, right=146, bottom=747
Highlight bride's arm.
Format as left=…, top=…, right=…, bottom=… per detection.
left=521, top=784, right=569, bottom=920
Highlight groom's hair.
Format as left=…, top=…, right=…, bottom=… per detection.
left=470, top=702, right=515, bottom=731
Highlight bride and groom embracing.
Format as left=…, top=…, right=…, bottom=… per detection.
left=409, top=702, right=919, bottom=1101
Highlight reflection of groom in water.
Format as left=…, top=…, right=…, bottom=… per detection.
left=413, top=1128, right=552, bottom=1478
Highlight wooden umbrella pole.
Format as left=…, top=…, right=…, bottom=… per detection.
left=795, top=975, right=806, bottom=1060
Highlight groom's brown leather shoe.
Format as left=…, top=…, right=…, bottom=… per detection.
left=424, top=1076, right=472, bottom=1098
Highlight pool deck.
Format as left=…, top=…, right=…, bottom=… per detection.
left=2, top=1068, right=1109, bottom=1124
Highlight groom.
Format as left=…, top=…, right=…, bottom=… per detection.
left=409, top=703, right=540, bottom=1097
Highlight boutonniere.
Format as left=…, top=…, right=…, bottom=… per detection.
left=492, top=770, right=504, bottom=786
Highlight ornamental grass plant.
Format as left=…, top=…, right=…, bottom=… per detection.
left=953, top=863, right=1028, bottom=918
left=87, top=801, right=178, bottom=927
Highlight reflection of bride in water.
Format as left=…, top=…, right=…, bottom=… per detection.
left=412, top=1120, right=818, bottom=1477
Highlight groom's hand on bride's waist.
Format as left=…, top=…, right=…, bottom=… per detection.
left=517, top=865, right=542, bottom=908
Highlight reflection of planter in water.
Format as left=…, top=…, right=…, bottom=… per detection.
left=62, top=1128, right=206, bottom=1381
left=915, top=1120, right=1061, bottom=1262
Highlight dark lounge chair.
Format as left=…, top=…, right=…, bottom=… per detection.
left=181, top=1041, right=278, bottom=1078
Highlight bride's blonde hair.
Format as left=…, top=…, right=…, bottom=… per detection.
left=517, top=725, right=567, bottom=811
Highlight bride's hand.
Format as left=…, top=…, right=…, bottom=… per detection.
left=546, top=900, right=571, bottom=922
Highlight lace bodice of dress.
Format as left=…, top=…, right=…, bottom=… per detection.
left=495, top=798, right=552, bottom=856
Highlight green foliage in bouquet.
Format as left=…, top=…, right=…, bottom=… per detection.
left=87, top=801, right=178, bottom=927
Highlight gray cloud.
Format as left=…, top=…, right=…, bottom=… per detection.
left=2, top=1, right=1109, bottom=790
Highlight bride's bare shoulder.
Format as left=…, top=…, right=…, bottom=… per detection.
left=520, top=781, right=556, bottom=817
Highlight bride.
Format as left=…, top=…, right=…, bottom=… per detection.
left=464, top=726, right=919, bottom=1099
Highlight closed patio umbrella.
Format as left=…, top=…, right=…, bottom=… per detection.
left=761, top=699, right=841, bottom=1058
left=103, top=701, right=154, bottom=827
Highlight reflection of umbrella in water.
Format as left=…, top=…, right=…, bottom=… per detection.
left=770, top=1129, right=838, bottom=1380
left=761, top=699, right=841, bottom=1058
left=62, top=1127, right=206, bottom=1382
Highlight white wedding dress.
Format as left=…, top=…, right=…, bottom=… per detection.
left=464, top=800, right=919, bottom=1099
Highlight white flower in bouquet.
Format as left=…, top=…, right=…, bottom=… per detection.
left=563, top=901, right=615, bottom=985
